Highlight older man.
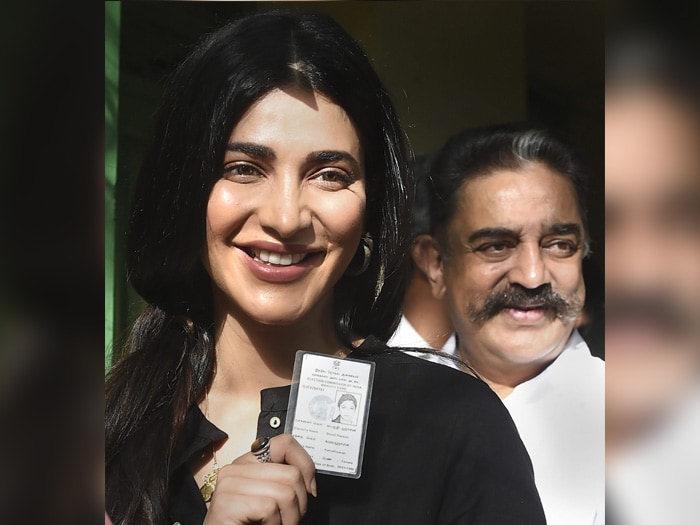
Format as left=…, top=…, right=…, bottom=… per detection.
left=425, top=124, right=604, bottom=525
left=605, top=26, right=700, bottom=525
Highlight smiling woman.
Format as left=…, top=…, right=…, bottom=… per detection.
left=203, top=88, right=366, bottom=326
left=105, top=10, right=546, bottom=525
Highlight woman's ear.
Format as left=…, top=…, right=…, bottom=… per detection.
left=411, top=234, right=447, bottom=300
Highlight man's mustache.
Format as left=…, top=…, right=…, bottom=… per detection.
left=468, top=284, right=583, bottom=325
left=605, top=292, right=696, bottom=337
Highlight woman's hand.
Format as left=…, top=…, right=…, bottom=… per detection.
left=203, top=434, right=317, bottom=525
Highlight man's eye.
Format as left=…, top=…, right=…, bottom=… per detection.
left=475, top=242, right=514, bottom=256
left=664, top=204, right=700, bottom=232
left=544, top=240, right=578, bottom=256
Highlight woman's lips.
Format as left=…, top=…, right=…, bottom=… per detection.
left=248, top=247, right=308, bottom=266
left=238, top=244, right=323, bottom=282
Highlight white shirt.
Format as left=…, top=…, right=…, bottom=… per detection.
left=387, top=315, right=460, bottom=370
left=607, top=384, right=700, bottom=525
left=502, top=330, right=605, bottom=525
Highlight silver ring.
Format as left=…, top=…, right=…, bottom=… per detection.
left=251, top=436, right=272, bottom=463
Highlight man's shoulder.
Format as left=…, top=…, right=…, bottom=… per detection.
left=356, top=337, right=503, bottom=406
left=386, top=315, right=430, bottom=349
left=529, top=330, right=605, bottom=397
left=563, top=330, right=605, bottom=372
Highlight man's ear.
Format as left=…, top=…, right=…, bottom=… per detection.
left=411, top=234, right=447, bottom=299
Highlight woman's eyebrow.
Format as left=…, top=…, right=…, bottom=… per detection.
left=225, top=145, right=361, bottom=173
left=306, top=150, right=361, bottom=172
left=226, top=142, right=276, bottom=161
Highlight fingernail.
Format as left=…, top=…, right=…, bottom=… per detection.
left=310, top=478, right=318, bottom=498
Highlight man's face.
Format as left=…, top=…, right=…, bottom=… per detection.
left=430, top=163, right=586, bottom=370
left=606, top=87, right=700, bottom=423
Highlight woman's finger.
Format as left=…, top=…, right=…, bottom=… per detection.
left=217, top=463, right=308, bottom=518
left=234, top=434, right=317, bottom=497
left=204, top=493, right=282, bottom=525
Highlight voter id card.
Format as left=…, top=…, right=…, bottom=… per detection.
left=285, top=351, right=374, bottom=478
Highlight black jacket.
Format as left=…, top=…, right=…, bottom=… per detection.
left=168, top=337, right=545, bottom=524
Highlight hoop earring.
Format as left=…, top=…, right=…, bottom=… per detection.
left=347, top=233, right=374, bottom=276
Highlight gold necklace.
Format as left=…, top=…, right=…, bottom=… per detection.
left=200, top=395, right=219, bottom=503
left=200, top=445, right=219, bottom=502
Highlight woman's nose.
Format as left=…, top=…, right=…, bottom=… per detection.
left=256, top=174, right=312, bottom=238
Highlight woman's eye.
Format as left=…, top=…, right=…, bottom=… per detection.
left=313, top=169, right=354, bottom=188
left=223, top=163, right=262, bottom=180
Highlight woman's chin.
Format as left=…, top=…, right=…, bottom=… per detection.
left=246, top=307, right=312, bottom=328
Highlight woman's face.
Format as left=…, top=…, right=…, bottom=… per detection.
left=203, top=88, right=366, bottom=327
left=339, top=399, right=356, bottom=422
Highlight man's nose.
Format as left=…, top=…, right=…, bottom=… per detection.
left=506, top=243, right=549, bottom=289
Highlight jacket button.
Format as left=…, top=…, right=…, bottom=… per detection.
left=270, top=416, right=281, bottom=429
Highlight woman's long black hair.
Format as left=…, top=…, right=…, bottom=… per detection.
left=106, top=10, right=412, bottom=525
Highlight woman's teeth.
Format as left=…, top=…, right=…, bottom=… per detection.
left=253, top=249, right=306, bottom=266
